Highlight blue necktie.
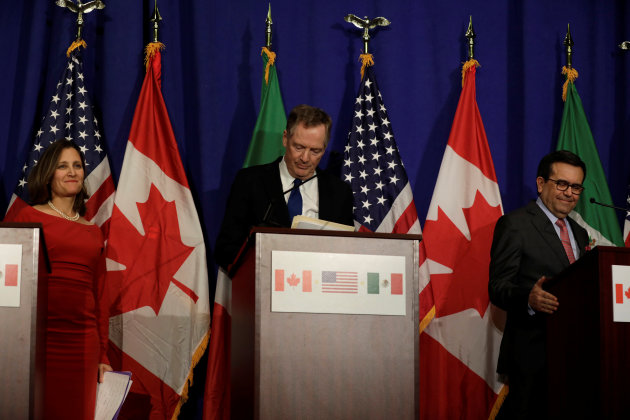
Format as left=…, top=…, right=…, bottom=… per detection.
left=287, top=178, right=303, bottom=222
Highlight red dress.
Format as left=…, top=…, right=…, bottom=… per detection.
left=6, top=205, right=109, bottom=419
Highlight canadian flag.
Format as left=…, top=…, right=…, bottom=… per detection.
left=104, top=46, right=210, bottom=419
left=419, top=61, right=507, bottom=418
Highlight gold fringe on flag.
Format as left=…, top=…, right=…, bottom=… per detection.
left=261, top=46, right=277, bottom=85
left=461, top=59, right=480, bottom=87
left=418, top=306, right=436, bottom=334
left=170, top=329, right=211, bottom=420
left=561, top=66, right=579, bottom=102
left=488, top=384, right=509, bottom=420
left=66, top=39, right=87, bottom=57
left=359, top=53, right=374, bottom=80
left=144, top=42, right=166, bottom=72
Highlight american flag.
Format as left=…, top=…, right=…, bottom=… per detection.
left=342, top=65, right=420, bottom=234
left=6, top=50, right=114, bottom=233
left=322, top=271, right=358, bottom=293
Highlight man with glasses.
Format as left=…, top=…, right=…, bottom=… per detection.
left=489, top=150, right=589, bottom=419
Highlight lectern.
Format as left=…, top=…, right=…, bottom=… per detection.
left=0, top=223, right=48, bottom=419
left=229, top=227, right=420, bottom=419
left=546, top=246, right=630, bottom=419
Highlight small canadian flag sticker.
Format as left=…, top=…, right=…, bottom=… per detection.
left=612, top=265, right=630, bottom=322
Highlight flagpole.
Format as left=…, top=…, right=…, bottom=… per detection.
left=265, top=3, right=272, bottom=48
left=564, top=23, right=574, bottom=69
left=55, top=0, right=106, bottom=43
left=151, top=0, right=162, bottom=43
left=465, top=16, right=475, bottom=60
left=343, top=14, right=391, bottom=55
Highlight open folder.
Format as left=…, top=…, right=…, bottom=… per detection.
left=95, top=371, right=132, bottom=420
left=290, top=215, right=355, bottom=231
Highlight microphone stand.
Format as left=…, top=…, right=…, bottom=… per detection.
left=589, top=197, right=630, bottom=213
left=261, top=173, right=319, bottom=226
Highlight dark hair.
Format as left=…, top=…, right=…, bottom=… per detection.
left=28, top=139, right=89, bottom=215
left=536, top=150, right=587, bottom=181
left=286, top=104, right=332, bottom=145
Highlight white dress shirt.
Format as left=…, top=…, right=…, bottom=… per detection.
left=279, top=158, right=319, bottom=220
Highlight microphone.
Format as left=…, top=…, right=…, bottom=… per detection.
left=261, top=173, right=319, bottom=226
left=281, top=173, right=318, bottom=196
left=589, top=197, right=630, bottom=213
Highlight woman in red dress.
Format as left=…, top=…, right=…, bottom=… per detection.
left=5, top=139, right=112, bottom=419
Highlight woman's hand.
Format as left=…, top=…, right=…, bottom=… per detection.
left=98, top=363, right=113, bottom=383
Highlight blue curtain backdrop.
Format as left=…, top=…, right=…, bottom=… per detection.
left=1, top=0, right=630, bottom=414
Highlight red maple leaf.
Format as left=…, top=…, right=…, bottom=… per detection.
left=287, top=273, right=300, bottom=287
left=625, top=287, right=630, bottom=300
left=106, top=184, right=196, bottom=315
left=423, top=191, right=502, bottom=318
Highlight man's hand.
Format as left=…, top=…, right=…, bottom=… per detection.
left=528, top=276, right=559, bottom=314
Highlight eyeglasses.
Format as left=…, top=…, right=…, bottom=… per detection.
left=546, top=178, right=585, bottom=195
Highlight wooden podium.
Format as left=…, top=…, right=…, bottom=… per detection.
left=546, top=246, right=630, bottom=419
left=0, top=223, right=48, bottom=419
left=229, top=227, right=420, bottom=419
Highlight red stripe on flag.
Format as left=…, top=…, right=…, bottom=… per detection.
left=420, top=332, right=501, bottom=419
left=128, top=52, right=190, bottom=187
left=391, top=273, right=403, bottom=295
left=419, top=283, right=435, bottom=322
left=616, top=284, right=624, bottom=304
left=84, top=175, right=115, bottom=220
left=275, top=269, right=284, bottom=291
left=446, top=66, right=498, bottom=183
left=392, top=200, right=419, bottom=234
left=357, top=224, right=373, bottom=233
left=303, top=270, right=312, bottom=292
left=5, top=264, right=18, bottom=286
left=203, top=302, right=231, bottom=420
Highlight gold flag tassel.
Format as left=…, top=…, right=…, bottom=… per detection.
left=561, top=66, right=579, bottom=102
left=359, top=53, right=374, bottom=80
left=261, top=46, right=276, bottom=85
left=66, top=39, right=87, bottom=57
left=461, top=59, right=480, bottom=87
left=144, top=42, right=166, bottom=71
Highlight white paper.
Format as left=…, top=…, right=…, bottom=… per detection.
left=95, top=371, right=132, bottom=420
left=271, top=251, right=406, bottom=316
left=612, top=265, right=630, bottom=322
left=0, top=244, right=22, bottom=307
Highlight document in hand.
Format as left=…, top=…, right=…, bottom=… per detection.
left=95, top=371, right=133, bottom=420
left=290, top=215, right=355, bottom=231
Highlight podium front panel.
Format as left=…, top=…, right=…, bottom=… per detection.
left=0, top=225, right=46, bottom=419
left=236, top=231, right=419, bottom=419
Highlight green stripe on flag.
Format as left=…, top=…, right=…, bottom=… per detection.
left=368, top=273, right=379, bottom=294
left=243, top=50, right=287, bottom=168
left=556, top=80, right=623, bottom=246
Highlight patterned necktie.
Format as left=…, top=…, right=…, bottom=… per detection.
left=556, top=219, right=576, bottom=263
left=287, top=178, right=303, bottom=222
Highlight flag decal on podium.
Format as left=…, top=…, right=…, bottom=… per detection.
left=271, top=251, right=406, bottom=315
left=322, top=271, right=359, bottom=294
left=4, top=265, right=18, bottom=287
left=274, top=270, right=313, bottom=292
left=612, top=265, right=630, bottom=322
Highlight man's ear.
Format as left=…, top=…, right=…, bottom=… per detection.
left=282, top=130, right=288, bottom=148
left=536, top=176, right=545, bottom=194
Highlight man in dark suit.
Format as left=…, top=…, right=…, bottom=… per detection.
left=489, top=150, right=590, bottom=419
left=215, top=104, right=354, bottom=269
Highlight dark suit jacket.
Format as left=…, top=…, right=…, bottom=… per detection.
left=214, top=158, right=354, bottom=269
left=489, top=200, right=589, bottom=376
